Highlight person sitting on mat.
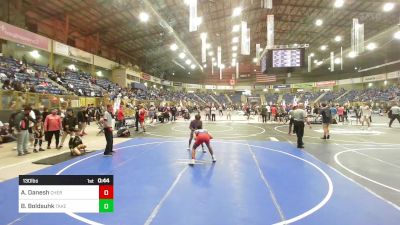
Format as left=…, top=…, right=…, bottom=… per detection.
left=189, top=129, right=216, bottom=165
left=69, top=128, right=87, bottom=156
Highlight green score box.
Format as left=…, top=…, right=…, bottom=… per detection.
left=99, top=199, right=114, bottom=213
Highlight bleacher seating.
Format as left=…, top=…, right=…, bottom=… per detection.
left=0, top=56, right=65, bottom=95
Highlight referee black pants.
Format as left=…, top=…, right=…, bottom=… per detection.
left=294, top=121, right=305, bottom=148
left=262, top=115, right=267, bottom=123
left=389, top=114, right=400, bottom=127
left=104, top=128, right=113, bottom=154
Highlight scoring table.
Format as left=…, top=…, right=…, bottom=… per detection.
left=19, top=175, right=113, bottom=213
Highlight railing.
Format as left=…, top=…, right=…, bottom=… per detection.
left=0, top=90, right=106, bottom=110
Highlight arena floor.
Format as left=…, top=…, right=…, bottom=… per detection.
left=1, top=114, right=399, bottom=225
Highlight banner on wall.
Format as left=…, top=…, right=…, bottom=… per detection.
left=186, top=83, right=202, bottom=89
left=291, top=82, right=314, bottom=88
left=338, top=78, right=352, bottom=85
left=173, top=82, right=182, bottom=87
left=217, top=85, right=233, bottom=90
left=315, top=81, right=336, bottom=87
left=54, top=41, right=93, bottom=64
left=161, top=80, right=172, bottom=86
left=362, top=74, right=386, bottom=82
left=141, top=73, right=151, bottom=81
left=68, top=47, right=92, bottom=64
left=54, top=42, right=69, bottom=56
left=0, top=21, right=50, bottom=50
left=273, top=84, right=291, bottom=89
left=387, top=71, right=400, bottom=79
left=205, top=85, right=217, bottom=89
left=151, top=77, right=161, bottom=84
left=352, top=77, right=362, bottom=84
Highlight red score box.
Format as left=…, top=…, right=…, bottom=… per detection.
left=99, top=185, right=114, bottom=199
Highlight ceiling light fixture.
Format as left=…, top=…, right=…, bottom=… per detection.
left=320, top=45, right=327, bottom=51
left=206, top=43, right=211, bottom=49
left=139, top=12, right=149, bottom=22
left=170, top=43, right=178, bottom=51
left=334, top=35, right=342, bottom=42
left=232, top=7, right=242, bottom=17
left=383, top=2, right=395, bottom=12
left=253, top=58, right=258, bottom=63
left=309, top=53, right=315, bottom=57
left=232, top=24, right=240, bottom=32
left=366, top=42, right=377, bottom=51
left=232, top=53, right=237, bottom=58
left=232, top=46, right=238, bottom=51
left=232, top=37, right=239, bottom=43
left=348, top=51, right=357, bottom=58
left=196, top=17, right=203, bottom=26
left=315, top=19, right=323, bottom=26
left=334, top=0, right=345, bottom=8
left=394, top=30, right=400, bottom=39
left=203, top=64, right=207, bottom=68
left=334, top=58, right=341, bottom=64
left=185, top=59, right=191, bottom=65
left=208, top=51, right=214, bottom=56
left=191, top=64, right=196, bottom=69
left=179, top=52, right=186, bottom=59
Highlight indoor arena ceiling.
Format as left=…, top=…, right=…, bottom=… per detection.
left=21, top=0, right=400, bottom=78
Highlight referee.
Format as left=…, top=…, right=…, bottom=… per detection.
left=103, top=104, right=114, bottom=156
left=293, top=103, right=308, bottom=149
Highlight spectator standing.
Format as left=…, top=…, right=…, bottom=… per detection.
left=261, top=105, right=267, bottom=123
left=211, top=106, right=217, bottom=121
left=226, top=106, right=232, bottom=120
left=218, top=105, right=223, bottom=116
left=77, top=106, right=88, bottom=136
left=33, top=116, right=44, bottom=152
left=116, top=105, right=125, bottom=129
left=15, top=106, right=35, bottom=156
left=271, top=105, right=277, bottom=121
left=44, top=109, right=62, bottom=149
left=60, top=108, right=77, bottom=148
left=337, top=105, right=344, bottom=122
left=266, top=105, right=271, bottom=121
left=171, top=105, right=177, bottom=121
left=388, top=103, right=400, bottom=127
left=330, top=105, right=338, bottom=124
left=320, top=103, right=332, bottom=139
left=361, top=104, right=372, bottom=129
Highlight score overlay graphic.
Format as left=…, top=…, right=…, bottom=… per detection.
left=19, top=175, right=114, bottom=213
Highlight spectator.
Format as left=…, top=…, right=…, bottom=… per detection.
left=211, top=106, right=217, bottom=121
left=60, top=108, right=78, bottom=148
left=77, top=106, right=88, bottom=136
left=0, top=122, right=16, bottom=143
left=116, top=105, right=125, bottom=129
left=44, top=109, right=62, bottom=149
left=15, top=106, right=36, bottom=156
left=33, top=116, right=44, bottom=152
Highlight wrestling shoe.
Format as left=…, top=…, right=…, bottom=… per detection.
left=212, top=156, right=217, bottom=162
left=189, top=159, right=195, bottom=165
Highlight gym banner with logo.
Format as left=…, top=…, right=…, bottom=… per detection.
left=291, top=82, right=314, bottom=88
left=0, top=21, right=50, bottom=51
left=315, top=81, right=336, bottom=87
